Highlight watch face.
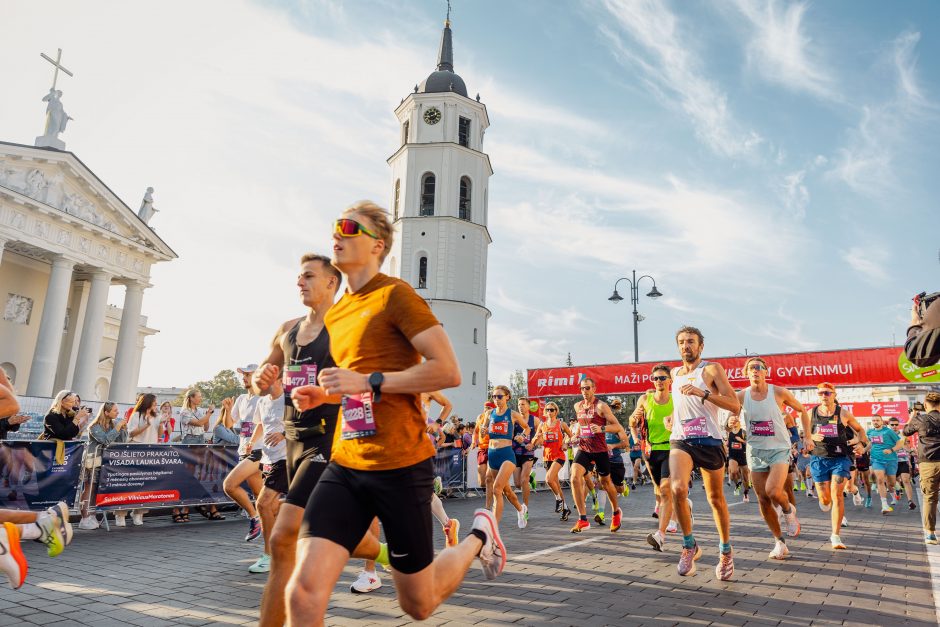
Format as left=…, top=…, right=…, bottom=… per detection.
left=423, top=107, right=442, bottom=125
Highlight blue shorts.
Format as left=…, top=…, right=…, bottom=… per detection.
left=810, top=456, right=852, bottom=483
left=487, top=446, right=515, bottom=471
left=871, top=458, right=899, bottom=476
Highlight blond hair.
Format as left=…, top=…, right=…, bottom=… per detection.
left=49, top=389, right=75, bottom=415
left=493, top=385, right=511, bottom=399
left=343, top=201, right=394, bottom=262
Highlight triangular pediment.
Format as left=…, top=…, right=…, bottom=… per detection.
left=0, top=141, right=175, bottom=260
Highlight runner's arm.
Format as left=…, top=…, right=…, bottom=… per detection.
left=844, top=411, right=869, bottom=449
left=511, top=411, right=531, bottom=438
left=778, top=387, right=813, bottom=453
left=610, top=422, right=629, bottom=449
left=629, top=396, right=647, bottom=443
left=560, top=422, right=573, bottom=440
left=0, top=369, right=18, bottom=417
left=428, top=390, right=452, bottom=423
left=530, top=423, right=546, bottom=448
left=701, top=363, right=742, bottom=414
left=251, top=321, right=295, bottom=395
left=600, top=403, right=621, bottom=433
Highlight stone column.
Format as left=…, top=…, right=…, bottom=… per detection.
left=0, top=236, right=9, bottom=265
left=109, top=281, right=145, bottom=403
left=26, top=255, right=76, bottom=396
left=71, top=270, right=112, bottom=400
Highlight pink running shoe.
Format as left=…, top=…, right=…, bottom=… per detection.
left=716, top=550, right=734, bottom=581
left=677, top=543, right=702, bottom=576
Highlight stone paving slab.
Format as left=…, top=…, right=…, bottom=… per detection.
left=0, top=482, right=935, bottom=625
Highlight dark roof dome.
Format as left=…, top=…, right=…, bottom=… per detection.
left=417, top=20, right=468, bottom=98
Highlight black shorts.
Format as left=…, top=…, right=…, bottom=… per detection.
left=609, top=462, right=626, bottom=488
left=728, top=450, right=747, bottom=467
left=283, top=435, right=332, bottom=509
left=648, top=449, right=671, bottom=484
left=543, top=459, right=565, bottom=471
left=262, top=460, right=289, bottom=494
left=515, top=454, right=536, bottom=469
left=855, top=453, right=871, bottom=472
left=574, top=450, right=611, bottom=476
left=671, top=440, right=726, bottom=472
left=239, top=449, right=262, bottom=463
left=301, top=458, right=434, bottom=575
left=898, top=461, right=911, bottom=476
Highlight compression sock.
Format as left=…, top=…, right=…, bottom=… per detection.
left=375, top=543, right=390, bottom=567
left=719, top=541, right=732, bottom=555
left=682, top=534, right=696, bottom=549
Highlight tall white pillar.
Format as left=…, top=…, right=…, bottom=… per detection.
left=26, top=255, right=76, bottom=397
left=71, top=270, right=112, bottom=400
left=109, top=281, right=145, bottom=403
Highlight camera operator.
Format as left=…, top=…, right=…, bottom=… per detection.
left=903, top=392, right=940, bottom=545
left=906, top=292, right=940, bottom=367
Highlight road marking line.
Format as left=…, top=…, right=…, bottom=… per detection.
left=513, top=537, right=606, bottom=560
left=915, top=484, right=940, bottom=625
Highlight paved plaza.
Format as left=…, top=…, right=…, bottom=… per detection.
left=1, top=483, right=938, bottom=626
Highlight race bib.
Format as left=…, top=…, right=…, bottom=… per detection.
left=239, top=420, right=254, bottom=438
left=816, top=423, right=838, bottom=437
left=731, top=442, right=742, bottom=450
left=580, top=424, right=594, bottom=439
left=340, top=393, right=376, bottom=440
left=898, top=448, right=909, bottom=460
left=751, top=421, right=775, bottom=437
left=283, top=364, right=317, bottom=395
left=490, top=421, right=509, bottom=436
left=681, top=416, right=709, bottom=438
left=546, top=431, right=558, bottom=443
left=870, top=435, right=883, bottom=444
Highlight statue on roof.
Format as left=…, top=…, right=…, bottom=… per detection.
left=41, top=89, right=72, bottom=137
left=138, top=187, right=158, bottom=224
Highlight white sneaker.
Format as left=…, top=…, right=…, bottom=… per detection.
left=349, top=570, right=382, bottom=594
left=830, top=534, right=846, bottom=549
left=841, top=516, right=848, bottom=527
left=113, top=513, right=126, bottom=527
left=852, top=491, right=863, bottom=507
left=646, top=530, right=665, bottom=552
left=48, top=502, right=73, bottom=546
left=784, top=505, right=801, bottom=537
left=768, top=540, right=790, bottom=560
left=517, top=504, right=528, bottom=529
left=131, top=511, right=144, bottom=526
left=666, top=520, right=678, bottom=533
left=818, top=499, right=831, bottom=512
left=472, top=508, right=506, bottom=580
left=881, top=503, right=894, bottom=515
left=78, top=516, right=99, bottom=530
left=248, top=554, right=271, bottom=574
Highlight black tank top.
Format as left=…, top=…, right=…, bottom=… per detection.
left=811, top=404, right=850, bottom=458
left=280, top=320, right=340, bottom=441
left=728, top=429, right=747, bottom=455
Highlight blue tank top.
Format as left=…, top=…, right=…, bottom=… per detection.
left=488, top=408, right=513, bottom=442
left=606, top=431, right=624, bottom=462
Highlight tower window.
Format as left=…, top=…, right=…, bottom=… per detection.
left=459, top=176, right=471, bottom=221
left=393, top=179, right=401, bottom=220
left=402, top=120, right=409, bottom=145
left=472, top=371, right=477, bottom=385
left=418, top=256, right=428, bottom=289
left=473, top=328, right=478, bottom=344
left=420, top=173, right=435, bottom=216
left=458, top=117, right=471, bottom=147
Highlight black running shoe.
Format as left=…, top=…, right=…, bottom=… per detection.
left=554, top=499, right=563, bottom=513
left=560, top=507, right=571, bottom=522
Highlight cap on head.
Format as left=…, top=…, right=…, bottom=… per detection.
left=484, top=401, right=496, bottom=409
left=817, top=382, right=835, bottom=392
left=237, top=363, right=259, bottom=374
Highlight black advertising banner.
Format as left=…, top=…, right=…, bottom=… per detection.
left=0, top=441, right=85, bottom=510
left=95, top=444, right=238, bottom=509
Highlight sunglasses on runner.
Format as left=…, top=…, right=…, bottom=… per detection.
left=334, top=218, right=379, bottom=239
left=491, top=394, right=506, bottom=399
left=748, top=364, right=767, bottom=371
left=817, top=391, right=833, bottom=396
left=580, top=386, right=592, bottom=391
left=651, top=375, right=668, bottom=382
left=545, top=408, right=557, bottom=413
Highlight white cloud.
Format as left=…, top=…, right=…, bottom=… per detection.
left=781, top=170, right=809, bottom=219
left=731, top=0, right=835, bottom=99
left=841, top=245, right=890, bottom=282
left=596, top=0, right=762, bottom=158
left=754, top=308, right=820, bottom=351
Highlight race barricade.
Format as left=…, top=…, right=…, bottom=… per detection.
left=0, top=440, right=85, bottom=510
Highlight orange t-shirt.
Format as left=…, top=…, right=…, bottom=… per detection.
left=475, top=413, right=490, bottom=449
left=326, top=273, right=441, bottom=471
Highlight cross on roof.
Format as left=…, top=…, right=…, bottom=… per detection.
left=40, top=48, right=73, bottom=91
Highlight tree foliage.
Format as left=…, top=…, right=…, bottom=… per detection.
left=175, top=369, right=243, bottom=406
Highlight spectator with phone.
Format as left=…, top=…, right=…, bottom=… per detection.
left=42, top=390, right=91, bottom=440
left=115, top=394, right=161, bottom=527
left=907, top=291, right=940, bottom=367
left=78, top=402, right=127, bottom=530
left=180, top=389, right=215, bottom=444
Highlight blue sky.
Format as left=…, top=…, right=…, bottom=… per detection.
left=2, top=0, right=937, bottom=389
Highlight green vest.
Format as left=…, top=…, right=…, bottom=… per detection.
left=646, top=392, right=673, bottom=451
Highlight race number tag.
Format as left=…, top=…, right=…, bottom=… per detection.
left=546, top=430, right=558, bottom=443
left=490, top=420, right=509, bottom=436
left=283, top=364, right=318, bottom=395
left=816, top=423, right=838, bottom=437
left=898, top=448, right=909, bottom=460
left=340, top=393, right=376, bottom=440
left=239, top=420, right=254, bottom=438
left=751, top=421, right=775, bottom=437
left=731, top=442, right=742, bottom=450
left=681, top=416, right=709, bottom=438
left=579, top=423, right=594, bottom=439
left=870, top=435, right=883, bottom=444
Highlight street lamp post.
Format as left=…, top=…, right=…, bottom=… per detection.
left=608, top=270, right=663, bottom=362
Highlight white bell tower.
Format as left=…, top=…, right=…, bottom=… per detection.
left=386, top=16, right=492, bottom=421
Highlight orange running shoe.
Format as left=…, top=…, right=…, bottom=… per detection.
left=0, top=522, right=27, bottom=589
left=443, top=519, right=460, bottom=548
left=610, top=508, right=622, bottom=533
left=570, top=519, right=591, bottom=533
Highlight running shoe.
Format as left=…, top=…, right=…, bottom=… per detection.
left=554, top=498, right=563, bottom=513
left=472, top=508, right=505, bottom=580
left=444, top=518, right=460, bottom=548
left=784, top=505, right=801, bottom=538
left=865, top=496, right=872, bottom=508
left=665, top=520, right=678, bottom=533
left=889, top=494, right=899, bottom=506
left=560, top=507, right=571, bottom=522
left=78, top=516, right=99, bottom=531
left=433, top=476, right=443, bottom=496
left=245, top=517, right=262, bottom=542
left=0, top=523, right=27, bottom=590
left=677, top=543, right=702, bottom=576
left=841, top=516, right=849, bottom=527
left=715, top=550, right=735, bottom=581
left=35, top=511, right=65, bottom=558
left=517, top=504, right=528, bottom=529
left=350, top=570, right=382, bottom=594
left=800, top=481, right=806, bottom=491
left=910, top=501, right=918, bottom=511
left=652, top=504, right=659, bottom=519
left=733, top=486, right=741, bottom=497
left=48, top=502, right=73, bottom=546
left=570, top=519, right=591, bottom=533
left=881, top=503, right=893, bottom=515
left=742, top=493, right=750, bottom=503
left=818, top=499, right=831, bottom=512
left=852, top=491, right=863, bottom=507
left=830, top=534, right=846, bottom=550
left=610, top=509, right=622, bottom=533
left=622, top=485, right=630, bottom=498
left=248, top=554, right=271, bottom=573
left=594, top=512, right=605, bottom=526
left=529, top=472, right=537, bottom=491
left=768, top=540, right=789, bottom=560
left=925, top=532, right=939, bottom=545
left=807, top=489, right=816, bottom=499
left=590, top=491, right=598, bottom=513
left=646, top=530, right=665, bottom=552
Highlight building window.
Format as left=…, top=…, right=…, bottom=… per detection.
left=420, top=173, right=435, bottom=216
left=402, top=120, right=409, bottom=145
left=473, top=328, right=478, bottom=344
left=458, top=116, right=471, bottom=147
left=459, top=176, right=471, bottom=221
left=393, top=179, right=400, bottom=220
left=472, top=371, right=477, bottom=385
left=418, top=256, right=428, bottom=289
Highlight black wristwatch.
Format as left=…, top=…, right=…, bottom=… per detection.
left=703, top=390, right=711, bottom=403
left=368, top=372, right=385, bottom=403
